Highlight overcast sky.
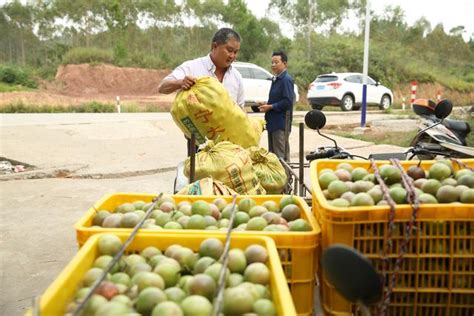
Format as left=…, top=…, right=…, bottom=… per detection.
left=244, top=0, right=474, bottom=41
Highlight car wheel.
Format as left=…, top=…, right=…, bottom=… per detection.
left=340, top=95, right=354, bottom=111
left=251, top=105, right=260, bottom=113
left=379, top=95, right=391, bottom=110
left=311, top=104, right=324, bottom=110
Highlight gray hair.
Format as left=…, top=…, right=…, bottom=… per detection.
left=211, top=28, right=241, bottom=46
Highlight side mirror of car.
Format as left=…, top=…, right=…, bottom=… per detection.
left=376, top=81, right=380, bottom=86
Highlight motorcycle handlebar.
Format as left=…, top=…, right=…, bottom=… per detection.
left=306, top=148, right=338, bottom=161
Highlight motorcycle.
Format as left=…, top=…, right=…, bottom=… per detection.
left=410, top=98, right=473, bottom=159
left=303, top=98, right=473, bottom=162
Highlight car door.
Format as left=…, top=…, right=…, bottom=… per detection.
left=365, top=76, right=380, bottom=104
left=344, top=75, right=362, bottom=102
left=234, top=66, right=256, bottom=103
left=250, top=67, right=272, bottom=103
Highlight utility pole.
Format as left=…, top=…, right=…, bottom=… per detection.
left=360, top=0, right=371, bottom=127
left=307, top=0, right=313, bottom=60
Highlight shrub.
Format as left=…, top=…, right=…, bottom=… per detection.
left=0, top=64, right=37, bottom=88
left=62, top=47, right=114, bottom=65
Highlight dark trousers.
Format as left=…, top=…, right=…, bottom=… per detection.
left=268, top=129, right=289, bottom=161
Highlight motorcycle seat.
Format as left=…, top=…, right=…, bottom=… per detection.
left=442, top=119, right=471, bottom=134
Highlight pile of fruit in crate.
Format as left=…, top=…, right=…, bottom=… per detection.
left=318, top=160, right=474, bottom=207
left=92, top=196, right=312, bottom=232
left=66, top=235, right=277, bottom=316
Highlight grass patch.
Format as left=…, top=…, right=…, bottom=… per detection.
left=329, top=114, right=473, bottom=147
left=329, top=129, right=418, bottom=147
left=0, top=82, right=35, bottom=93
left=0, top=101, right=167, bottom=113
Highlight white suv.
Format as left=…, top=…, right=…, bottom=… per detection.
left=307, top=72, right=393, bottom=111
left=233, top=61, right=299, bottom=112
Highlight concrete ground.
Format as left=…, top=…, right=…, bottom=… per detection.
left=0, top=111, right=406, bottom=315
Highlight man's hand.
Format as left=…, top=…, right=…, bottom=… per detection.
left=181, top=76, right=196, bottom=90
left=258, top=103, right=272, bottom=113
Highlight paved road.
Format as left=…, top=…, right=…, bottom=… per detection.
left=0, top=111, right=406, bottom=315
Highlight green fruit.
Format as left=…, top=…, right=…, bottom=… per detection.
left=164, top=287, right=186, bottom=303
left=350, top=193, right=375, bottom=206
left=228, top=273, right=244, bottom=287
left=336, top=162, right=353, bottom=172
left=428, top=163, right=452, bottom=181
left=245, top=245, right=268, bottom=264
left=351, top=167, right=369, bottom=182
left=110, top=272, right=131, bottom=286
left=281, top=204, right=301, bottom=221
left=244, top=262, right=270, bottom=285
left=187, top=274, right=216, bottom=300
left=460, top=188, right=474, bottom=203
left=93, top=255, right=118, bottom=272
left=334, top=168, right=352, bottom=181
left=367, top=186, right=383, bottom=204
left=319, top=172, right=339, bottom=189
left=441, top=178, right=457, bottom=186
left=212, top=197, right=227, bottom=211
left=155, top=212, right=172, bottom=227
left=249, top=205, right=268, bottom=217
left=193, top=257, right=216, bottom=274
left=116, top=203, right=135, bottom=213
left=253, top=298, right=276, bottom=316
left=154, top=263, right=181, bottom=287
left=152, top=301, right=184, bottom=316
left=132, top=271, right=165, bottom=291
left=119, top=212, right=140, bottom=228
left=98, top=234, right=122, bottom=256
left=329, top=198, right=350, bottom=207
left=246, top=217, right=268, bottom=230
left=238, top=198, right=257, bottom=213
left=186, top=215, right=206, bottom=229
left=164, top=221, right=182, bottom=230
left=199, top=238, right=224, bottom=260
left=379, top=165, right=402, bottom=185
left=204, top=263, right=229, bottom=282
left=227, top=249, right=247, bottom=273
left=92, top=210, right=111, bottom=226
left=457, top=174, right=474, bottom=188
left=422, top=179, right=442, bottom=195
left=233, top=211, right=250, bottom=227
left=327, top=180, right=349, bottom=199
left=419, top=193, right=438, bottom=204
left=352, top=180, right=374, bottom=193
left=288, top=219, right=312, bottom=231
left=278, top=195, right=298, bottom=209
left=133, top=200, right=146, bottom=210
left=191, top=200, right=212, bottom=216
left=181, top=295, right=213, bottom=316
left=262, top=200, right=279, bottom=212
left=223, top=287, right=254, bottom=315
left=436, top=185, right=459, bottom=203
left=389, top=187, right=407, bottom=204
left=140, top=247, right=162, bottom=259
left=136, top=287, right=167, bottom=315
left=455, top=169, right=472, bottom=180
left=95, top=301, right=128, bottom=316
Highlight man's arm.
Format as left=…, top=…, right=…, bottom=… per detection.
left=158, top=75, right=196, bottom=94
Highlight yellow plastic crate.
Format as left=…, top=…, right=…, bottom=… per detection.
left=75, top=194, right=321, bottom=315
left=28, top=233, right=296, bottom=316
left=310, top=159, right=474, bottom=315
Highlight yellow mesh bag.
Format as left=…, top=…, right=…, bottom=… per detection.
left=177, top=177, right=238, bottom=195
left=247, top=146, right=288, bottom=194
left=170, top=76, right=265, bottom=148
left=184, top=141, right=266, bottom=195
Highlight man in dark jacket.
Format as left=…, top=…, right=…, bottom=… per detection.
left=258, top=50, right=295, bottom=161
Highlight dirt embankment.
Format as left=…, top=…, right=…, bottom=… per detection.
left=0, top=64, right=176, bottom=108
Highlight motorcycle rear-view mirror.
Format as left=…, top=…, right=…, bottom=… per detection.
left=305, top=109, right=326, bottom=130
left=321, top=245, right=383, bottom=308
left=435, top=99, right=453, bottom=119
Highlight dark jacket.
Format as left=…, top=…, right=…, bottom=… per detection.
left=265, top=70, right=295, bottom=133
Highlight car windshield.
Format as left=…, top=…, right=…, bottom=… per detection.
left=315, top=75, right=338, bottom=82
